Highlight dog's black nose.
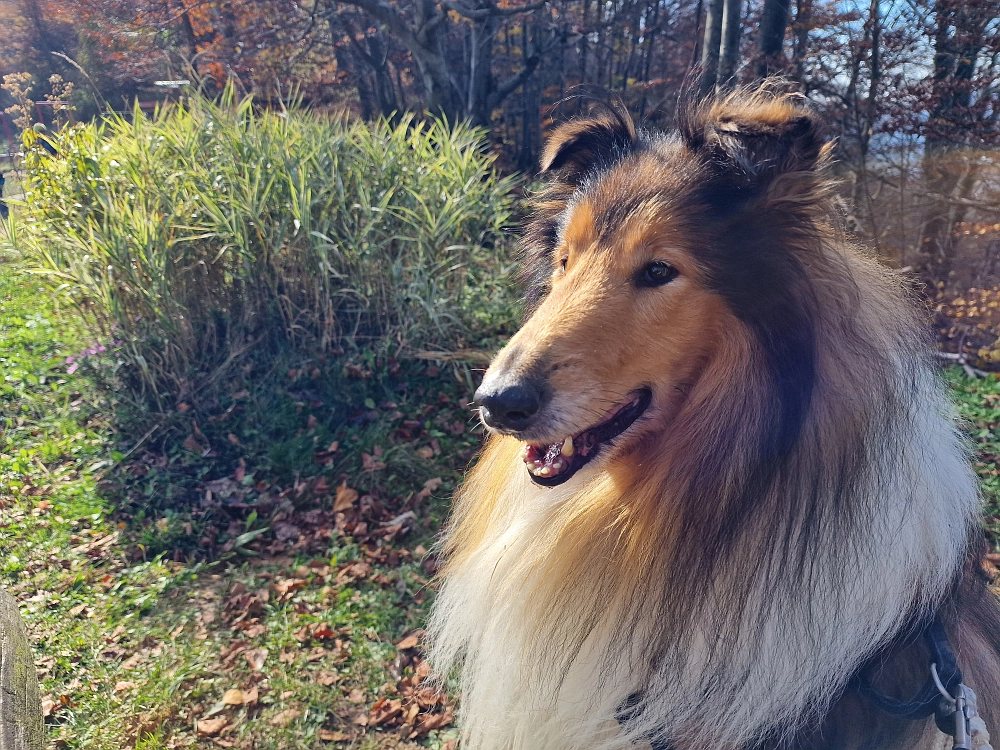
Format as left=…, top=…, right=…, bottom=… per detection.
left=476, top=380, right=542, bottom=432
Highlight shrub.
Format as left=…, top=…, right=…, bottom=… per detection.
left=8, top=85, right=519, bottom=407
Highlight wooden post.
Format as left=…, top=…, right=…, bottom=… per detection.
left=0, top=590, right=44, bottom=750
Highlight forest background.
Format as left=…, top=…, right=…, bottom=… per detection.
left=3, top=0, right=1000, bottom=307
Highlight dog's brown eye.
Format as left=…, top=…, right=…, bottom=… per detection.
left=559, top=257, right=568, bottom=272
left=638, top=261, right=678, bottom=287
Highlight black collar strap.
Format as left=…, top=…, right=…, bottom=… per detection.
left=856, top=616, right=963, bottom=721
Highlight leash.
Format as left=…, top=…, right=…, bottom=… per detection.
left=616, top=616, right=993, bottom=750
left=857, top=616, right=994, bottom=750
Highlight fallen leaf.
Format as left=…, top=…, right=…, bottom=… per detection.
left=227, top=433, right=240, bottom=446
left=307, top=415, right=317, bottom=429
left=396, top=634, right=419, bottom=651
left=222, top=688, right=244, bottom=705
left=416, top=446, right=434, bottom=459
left=183, top=435, right=205, bottom=453
left=334, top=483, right=359, bottom=512
left=312, top=623, right=336, bottom=640
left=197, top=717, right=229, bottom=736
left=317, top=670, right=339, bottom=686
left=348, top=688, right=366, bottom=704
left=269, top=707, right=301, bottom=727
left=244, top=648, right=268, bottom=671
left=40, top=697, right=56, bottom=717
left=112, top=681, right=135, bottom=693
left=423, top=477, right=443, bottom=492
left=242, top=686, right=259, bottom=705
left=242, top=622, right=266, bottom=638
left=362, top=452, right=386, bottom=471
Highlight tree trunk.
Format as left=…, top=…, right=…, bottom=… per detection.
left=791, top=0, right=811, bottom=85
left=754, top=0, right=790, bottom=78
left=717, top=0, right=743, bottom=89
left=919, top=0, right=992, bottom=288
left=0, top=590, right=43, bottom=750
left=699, top=0, right=724, bottom=96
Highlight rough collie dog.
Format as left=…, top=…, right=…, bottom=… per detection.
left=427, top=88, right=1000, bottom=750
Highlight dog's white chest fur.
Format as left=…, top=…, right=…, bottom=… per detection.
left=429, top=385, right=979, bottom=750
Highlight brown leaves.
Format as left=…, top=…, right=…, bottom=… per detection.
left=395, top=633, right=420, bottom=651
left=334, top=482, right=358, bottom=512
left=183, top=434, right=205, bottom=453
left=196, top=716, right=229, bottom=736
left=314, top=441, right=340, bottom=467
left=271, top=577, right=306, bottom=601
left=269, top=707, right=301, bottom=727
left=221, top=686, right=258, bottom=705
left=362, top=450, right=386, bottom=472
left=244, top=648, right=268, bottom=671
left=364, top=655, right=455, bottom=739
left=222, top=583, right=268, bottom=624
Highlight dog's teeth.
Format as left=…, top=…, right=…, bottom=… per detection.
left=520, top=444, right=529, bottom=459
left=561, top=436, right=575, bottom=456
left=539, top=466, right=551, bottom=476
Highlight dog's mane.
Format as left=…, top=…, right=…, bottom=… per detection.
left=429, top=88, right=981, bottom=750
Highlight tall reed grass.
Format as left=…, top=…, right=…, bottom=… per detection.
left=7, top=86, right=518, bottom=406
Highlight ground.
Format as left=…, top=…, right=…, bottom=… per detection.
left=0, top=247, right=474, bottom=749
left=2, top=249, right=1000, bottom=749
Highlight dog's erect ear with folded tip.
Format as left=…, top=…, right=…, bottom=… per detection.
left=539, top=111, right=638, bottom=186
left=681, top=94, right=828, bottom=193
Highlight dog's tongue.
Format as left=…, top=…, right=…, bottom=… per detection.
left=522, top=436, right=580, bottom=479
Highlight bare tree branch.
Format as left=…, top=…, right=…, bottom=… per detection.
left=441, top=0, right=547, bottom=20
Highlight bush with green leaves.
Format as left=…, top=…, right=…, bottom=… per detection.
left=7, top=86, right=519, bottom=407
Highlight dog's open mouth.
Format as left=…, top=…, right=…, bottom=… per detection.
left=521, top=388, right=652, bottom=487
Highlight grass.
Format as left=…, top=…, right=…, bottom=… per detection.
left=943, top=367, right=1000, bottom=541
left=3, top=241, right=1000, bottom=749
left=8, top=88, right=519, bottom=406
left=0, top=249, right=483, bottom=749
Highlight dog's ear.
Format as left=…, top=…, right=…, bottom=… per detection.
left=682, top=94, right=825, bottom=191
left=540, top=112, right=637, bottom=185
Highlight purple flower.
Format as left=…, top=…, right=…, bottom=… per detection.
left=65, top=356, right=76, bottom=363
left=67, top=363, right=78, bottom=375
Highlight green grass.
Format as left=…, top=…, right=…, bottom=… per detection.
left=0, top=251, right=471, bottom=749
left=944, top=367, right=1000, bottom=543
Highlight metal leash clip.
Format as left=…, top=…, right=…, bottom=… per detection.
left=932, top=663, right=994, bottom=750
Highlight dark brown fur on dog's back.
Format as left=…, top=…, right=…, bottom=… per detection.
left=429, top=85, right=1000, bottom=750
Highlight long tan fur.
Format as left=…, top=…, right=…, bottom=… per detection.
left=428, top=85, right=1000, bottom=750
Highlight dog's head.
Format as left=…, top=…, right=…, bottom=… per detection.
left=475, top=92, right=831, bottom=487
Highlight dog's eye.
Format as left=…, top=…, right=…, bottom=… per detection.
left=638, top=261, right=678, bottom=287
left=559, top=257, right=568, bottom=273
